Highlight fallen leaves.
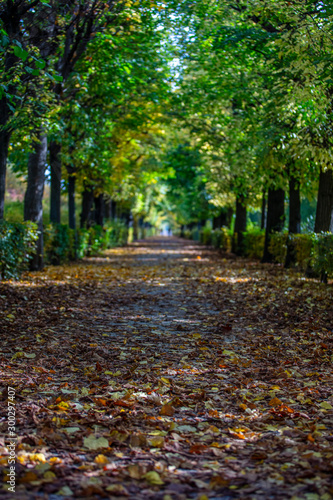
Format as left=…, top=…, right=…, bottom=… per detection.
left=83, top=435, right=109, bottom=450
left=0, top=237, right=332, bottom=499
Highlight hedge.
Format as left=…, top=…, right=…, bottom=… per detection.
left=0, top=220, right=129, bottom=280
left=183, top=226, right=333, bottom=281
left=0, top=220, right=39, bottom=279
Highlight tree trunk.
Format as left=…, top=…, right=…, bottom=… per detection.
left=262, top=188, right=285, bottom=263
left=314, top=168, right=333, bottom=233
left=80, top=185, right=94, bottom=228
left=232, top=195, right=247, bottom=256
left=133, top=215, right=139, bottom=241
left=105, top=199, right=112, bottom=220
left=111, top=200, right=117, bottom=220
left=24, top=132, right=48, bottom=271
left=261, top=191, right=266, bottom=230
left=285, top=176, right=301, bottom=268
left=94, top=194, right=104, bottom=226
left=49, top=141, right=62, bottom=224
left=0, top=128, right=10, bottom=220
left=68, top=173, right=76, bottom=230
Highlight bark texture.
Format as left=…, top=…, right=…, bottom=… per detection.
left=24, top=132, right=47, bottom=271
left=80, top=186, right=94, bottom=228
left=233, top=195, right=247, bottom=256
left=262, top=188, right=285, bottom=263
left=261, top=192, right=266, bottom=230
left=285, top=176, right=301, bottom=268
left=68, top=173, right=76, bottom=230
left=314, top=169, right=333, bottom=233
left=94, top=194, right=104, bottom=226
left=50, top=141, right=62, bottom=224
left=0, top=128, right=10, bottom=220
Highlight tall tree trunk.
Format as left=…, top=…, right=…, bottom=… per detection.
left=111, top=200, right=117, bottom=220
left=0, top=128, right=10, bottom=220
left=288, top=176, right=301, bottom=234
left=133, top=214, right=139, bottom=241
left=261, top=191, right=266, bottom=230
left=213, top=214, right=221, bottom=229
left=24, top=132, right=48, bottom=271
left=262, top=188, right=285, bottom=263
left=285, top=176, right=301, bottom=268
left=314, top=168, right=333, bottom=233
left=314, top=169, right=333, bottom=283
left=284, top=175, right=301, bottom=267
left=105, top=199, right=112, bottom=220
left=94, top=194, right=104, bottom=226
left=49, top=141, right=62, bottom=224
left=68, top=172, right=76, bottom=230
left=232, top=195, right=247, bottom=256
left=80, top=185, right=94, bottom=228
left=68, top=170, right=77, bottom=260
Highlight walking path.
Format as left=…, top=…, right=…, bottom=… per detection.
left=0, top=237, right=332, bottom=499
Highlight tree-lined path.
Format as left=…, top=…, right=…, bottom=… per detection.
left=0, top=238, right=332, bottom=499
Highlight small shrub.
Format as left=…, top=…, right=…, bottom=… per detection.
left=0, top=220, right=38, bottom=279
left=312, top=233, right=333, bottom=280
left=290, top=234, right=313, bottom=270
left=77, top=229, right=90, bottom=258
left=269, top=233, right=288, bottom=264
left=44, top=224, right=75, bottom=264
left=243, top=228, right=265, bottom=259
left=200, top=227, right=212, bottom=245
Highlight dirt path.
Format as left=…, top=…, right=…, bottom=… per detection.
left=0, top=237, right=332, bottom=499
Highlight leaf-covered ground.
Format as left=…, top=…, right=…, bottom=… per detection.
left=0, top=237, right=333, bottom=500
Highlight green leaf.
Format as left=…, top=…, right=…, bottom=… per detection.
left=14, top=45, right=29, bottom=61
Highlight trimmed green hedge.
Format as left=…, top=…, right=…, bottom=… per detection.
left=183, top=226, right=333, bottom=281
left=0, top=221, right=39, bottom=279
left=46, top=220, right=129, bottom=262
left=0, top=220, right=129, bottom=280
left=243, top=228, right=265, bottom=259
left=44, top=223, right=76, bottom=265
left=269, top=232, right=333, bottom=278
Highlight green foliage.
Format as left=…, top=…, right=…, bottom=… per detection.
left=44, top=221, right=129, bottom=262
left=0, top=221, right=38, bottom=279
left=82, top=222, right=129, bottom=256
left=269, top=233, right=288, bottom=264
left=3, top=201, right=24, bottom=222
left=268, top=232, right=333, bottom=278
left=77, top=229, right=91, bottom=259
left=290, top=234, right=313, bottom=270
left=243, top=229, right=265, bottom=260
left=200, top=227, right=212, bottom=245
left=44, top=224, right=76, bottom=265
left=187, top=226, right=232, bottom=251
left=312, top=233, right=333, bottom=278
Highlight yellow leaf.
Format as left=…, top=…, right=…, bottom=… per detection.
left=57, top=401, right=70, bottom=411
left=160, top=404, right=174, bottom=416
left=161, top=377, right=170, bottom=385
left=94, top=454, right=109, bottom=464
left=11, top=352, right=25, bottom=359
left=44, top=471, right=56, bottom=481
left=269, top=397, right=282, bottom=407
left=320, top=402, right=333, bottom=410
left=148, top=436, right=165, bottom=448
left=144, top=471, right=164, bottom=485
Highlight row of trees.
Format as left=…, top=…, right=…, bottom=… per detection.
left=166, top=0, right=333, bottom=261
left=1, top=0, right=171, bottom=268
left=1, top=0, right=333, bottom=270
